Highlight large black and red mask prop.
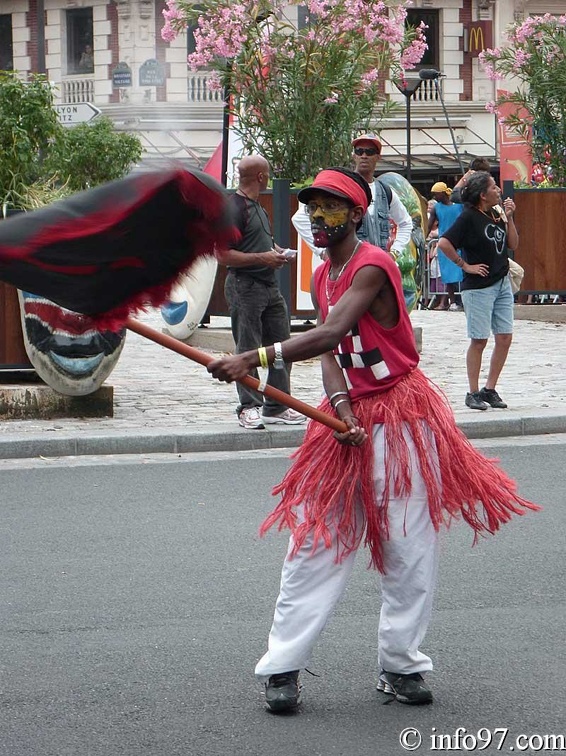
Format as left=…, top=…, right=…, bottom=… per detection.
left=0, top=167, right=235, bottom=330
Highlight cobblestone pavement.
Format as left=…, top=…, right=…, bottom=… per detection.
left=0, top=308, right=563, bottom=438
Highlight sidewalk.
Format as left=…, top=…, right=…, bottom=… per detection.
left=0, top=309, right=564, bottom=459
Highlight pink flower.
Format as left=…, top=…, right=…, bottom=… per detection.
left=206, top=70, right=222, bottom=91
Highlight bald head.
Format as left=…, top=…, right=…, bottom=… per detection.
left=237, top=155, right=270, bottom=197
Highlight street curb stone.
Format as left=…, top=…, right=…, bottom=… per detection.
left=1, top=413, right=565, bottom=460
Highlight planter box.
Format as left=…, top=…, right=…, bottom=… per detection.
left=0, top=210, right=33, bottom=371
left=0, top=283, right=32, bottom=370
left=512, top=188, right=566, bottom=294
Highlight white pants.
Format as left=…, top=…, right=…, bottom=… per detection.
left=255, top=423, right=440, bottom=681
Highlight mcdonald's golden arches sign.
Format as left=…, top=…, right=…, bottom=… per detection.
left=465, top=21, right=493, bottom=58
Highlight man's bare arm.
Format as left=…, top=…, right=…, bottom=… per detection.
left=208, top=264, right=389, bottom=383
left=216, top=247, right=286, bottom=268
left=437, top=237, right=488, bottom=278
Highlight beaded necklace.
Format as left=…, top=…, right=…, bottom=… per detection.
left=325, top=239, right=362, bottom=307
left=475, top=206, right=504, bottom=223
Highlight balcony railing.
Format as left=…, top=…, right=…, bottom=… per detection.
left=187, top=72, right=223, bottom=104
left=62, top=77, right=95, bottom=104
left=412, top=78, right=442, bottom=102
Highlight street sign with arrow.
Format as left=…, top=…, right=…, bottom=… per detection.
left=54, top=102, right=101, bottom=127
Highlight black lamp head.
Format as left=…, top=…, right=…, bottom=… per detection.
left=419, top=69, right=442, bottom=80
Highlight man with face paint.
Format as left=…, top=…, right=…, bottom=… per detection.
left=216, top=155, right=305, bottom=429
left=208, top=168, right=538, bottom=713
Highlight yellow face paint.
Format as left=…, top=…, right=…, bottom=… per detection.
left=317, top=207, right=350, bottom=227
left=306, top=196, right=354, bottom=247
left=311, top=211, right=352, bottom=247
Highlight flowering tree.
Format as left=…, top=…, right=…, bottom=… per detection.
left=480, top=14, right=566, bottom=186
left=162, top=0, right=426, bottom=182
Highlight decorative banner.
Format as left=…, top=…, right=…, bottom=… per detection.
left=295, top=235, right=323, bottom=312
left=497, top=89, right=532, bottom=185
left=465, top=21, right=493, bottom=57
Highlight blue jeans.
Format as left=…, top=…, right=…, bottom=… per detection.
left=461, top=276, right=514, bottom=340
left=225, top=272, right=292, bottom=416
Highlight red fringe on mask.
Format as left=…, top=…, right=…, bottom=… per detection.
left=261, top=369, right=540, bottom=572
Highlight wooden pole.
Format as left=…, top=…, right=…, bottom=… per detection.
left=125, top=318, right=348, bottom=433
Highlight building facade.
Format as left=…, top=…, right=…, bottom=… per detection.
left=0, top=0, right=563, bottom=191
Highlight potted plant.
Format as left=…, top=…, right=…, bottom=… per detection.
left=162, top=0, right=427, bottom=316
left=480, top=15, right=566, bottom=296
left=162, top=0, right=426, bottom=182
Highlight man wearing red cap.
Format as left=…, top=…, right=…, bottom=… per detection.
left=208, top=168, right=538, bottom=713
left=351, top=133, right=412, bottom=256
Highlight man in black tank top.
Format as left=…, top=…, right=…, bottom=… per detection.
left=216, top=155, right=305, bottom=430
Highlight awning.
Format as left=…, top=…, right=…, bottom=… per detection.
left=376, top=151, right=499, bottom=177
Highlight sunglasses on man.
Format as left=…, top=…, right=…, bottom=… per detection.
left=354, top=147, right=379, bottom=156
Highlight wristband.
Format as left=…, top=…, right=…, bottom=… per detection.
left=333, top=398, right=350, bottom=411
left=257, top=370, right=268, bottom=393
left=328, top=391, right=349, bottom=404
left=258, top=347, right=268, bottom=369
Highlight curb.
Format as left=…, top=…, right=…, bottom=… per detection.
left=1, top=411, right=565, bottom=460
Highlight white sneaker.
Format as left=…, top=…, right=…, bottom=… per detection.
left=238, top=407, right=265, bottom=430
left=448, top=303, right=463, bottom=311
left=262, top=408, right=306, bottom=425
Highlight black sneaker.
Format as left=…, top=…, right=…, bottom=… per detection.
left=478, top=387, right=508, bottom=409
left=264, top=671, right=302, bottom=712
left=465, top=391, right=488, bottom=410
left=377, top=671, right=433, bottom=705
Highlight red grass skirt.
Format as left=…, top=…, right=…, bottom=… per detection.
left=261, top=369, right=540, bottom=572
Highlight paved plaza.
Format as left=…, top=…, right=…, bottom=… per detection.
left=0, top=306, right=564, bottom=458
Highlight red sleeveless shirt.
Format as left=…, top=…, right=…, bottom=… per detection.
left=314, top=242, right=419, bottom=399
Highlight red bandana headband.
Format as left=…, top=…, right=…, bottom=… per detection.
left=301, top=170, right=369, bottom=214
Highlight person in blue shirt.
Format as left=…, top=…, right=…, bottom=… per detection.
left=427, top=182, right=463, bottom=311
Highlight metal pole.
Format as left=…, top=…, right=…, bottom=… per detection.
left=37, top=0, right=46, bottom=73
left=406, top=93, right=412, bottom=184
left=272, top=178, right=292, bottom=316
left=220, top=88, right=230, bottom=187
left=434, top=78, right=464, bottom=174
left=220, top=63, right=233, bottom=187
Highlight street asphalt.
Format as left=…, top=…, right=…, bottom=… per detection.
left=0, top=308, right=564, bottom=460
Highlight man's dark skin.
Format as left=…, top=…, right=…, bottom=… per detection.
left=209, top=190, right=400, bottom=446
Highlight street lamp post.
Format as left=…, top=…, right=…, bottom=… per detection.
left=394, top=77, right=423, bottom=184
left=37, top=0, right=46, bottom=73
